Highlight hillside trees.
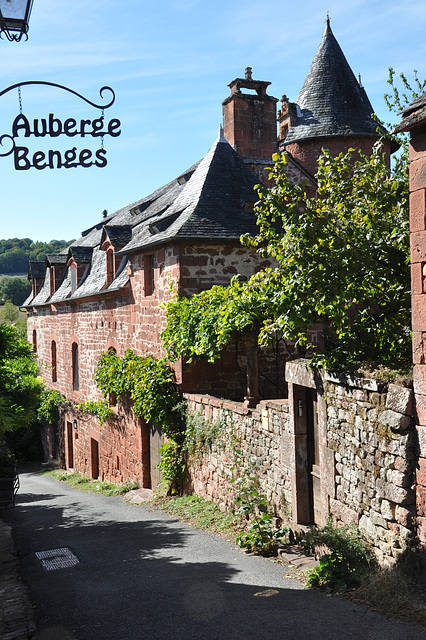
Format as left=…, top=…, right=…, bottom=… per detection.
left=0, top=277, right=31, bottom=306
left=0, top=238, right=73, bottom=274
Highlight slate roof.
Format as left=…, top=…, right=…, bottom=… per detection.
left=45, top=254, right=68, bottom=266
left=28, top=261, right=46, bottom=279
left=24, top=132, right=261, bottom=308
left=284, top=18, right=383, bottom=145
left=393, top=91, right=426, bottom=133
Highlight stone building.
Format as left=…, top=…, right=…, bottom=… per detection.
left=25, top=19, right=388, bottom=490
left=394, top=92, right=426, bottom=545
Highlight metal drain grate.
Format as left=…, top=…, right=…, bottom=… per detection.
left=35, top=547, right=79, bottom=571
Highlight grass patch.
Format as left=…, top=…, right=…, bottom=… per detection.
left=152, top=494, right=241, bottom=538
left=43, top=468, right=139, bottom=496
left=351, top=567, right=426, bottom=629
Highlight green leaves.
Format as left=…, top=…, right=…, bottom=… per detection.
left=247, top=143, right=411, bottom=368
left=0, top=323, right=43, bottom=432
left=95, top=349, right=184, bottom=440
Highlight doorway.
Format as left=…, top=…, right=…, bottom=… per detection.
left=306, top=389, right=321, bottom=525
left=90, top=438, right=99, bottom=479
left=149, top=423, right=163, bottom=490
left=66, top=421, right=74, bottom=468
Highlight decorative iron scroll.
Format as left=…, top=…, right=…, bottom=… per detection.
left=0, top=81, right=120, bottom=170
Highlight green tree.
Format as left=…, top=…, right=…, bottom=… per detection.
left=163, top=143, right=410, bottom=370
left=0, top=323, right=43, bottom=433
left=0, top=277, right=31, bottom=305
left=0, top=302, right=19, bottom=324
left=243, top=144, right=410, bottom=368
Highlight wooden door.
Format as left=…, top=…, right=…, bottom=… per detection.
left=307, top=389, right=321, bottom=525
left=66, top=421, right=74, bottom=468
left=91, top=438, right=99, bottom=479
left=149, top=423, right=163, bottom=490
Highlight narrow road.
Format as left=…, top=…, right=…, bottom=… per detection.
left=3, top=471, right=424, bottom=640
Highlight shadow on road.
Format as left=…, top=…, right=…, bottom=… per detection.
left=2, top=474, right=424, bottom=640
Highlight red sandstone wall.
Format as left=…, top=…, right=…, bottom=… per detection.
left=409, top=125, right=426, bottom=544
left=286, top=136, right=391, bottom=178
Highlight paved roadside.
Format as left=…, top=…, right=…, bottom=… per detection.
left=0, top=515, right=35, bottom=640
left=2, top=471, right=426, bottom=640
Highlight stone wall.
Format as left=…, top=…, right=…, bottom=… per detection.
left=185, top=364, right=417, bottom=567
left=323, top=375, right=416, bottom=566
left=184, top=394, right=292, bottom=518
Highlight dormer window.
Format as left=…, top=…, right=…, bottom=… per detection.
left=106, top=248, right=114, bottom=287
left=28, top=261, right=46, bottom=299
left=70, top=262, right=78, bottom=293
left=66, top=247, right=93, bottom=294
left=100, top=225, right=131, bottom=289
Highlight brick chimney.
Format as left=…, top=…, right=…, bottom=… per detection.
left=222, top=67, right=278, bottom=170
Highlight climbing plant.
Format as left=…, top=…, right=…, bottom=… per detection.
left=94, top=349, right=184, bottom=440
left=37, top=388, right=66, bottom=424
left=163, top=142, right=410, bottom=370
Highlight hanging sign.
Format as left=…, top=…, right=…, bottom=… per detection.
left=0, top=81, right=121, bottom=170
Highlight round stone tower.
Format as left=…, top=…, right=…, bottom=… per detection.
left=280, top=17, right=392, bottom=177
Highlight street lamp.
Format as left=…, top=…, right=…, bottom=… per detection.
left=0, top=0, right=33, bottom=41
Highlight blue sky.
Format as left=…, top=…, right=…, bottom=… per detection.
left=1, top=0, right=425, bottom=243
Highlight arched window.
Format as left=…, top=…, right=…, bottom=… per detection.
left=32, top=330, right=37, bottom=353
left=51, top=340, right=57, bottom=382
left=107, top=346, right=117, bottom=406
left=106, top=249, right=114, bottom=287
left=72, top=342, right=79, bottom=391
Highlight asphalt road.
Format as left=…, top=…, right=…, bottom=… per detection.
left=3, top=471, right=425, bottom=640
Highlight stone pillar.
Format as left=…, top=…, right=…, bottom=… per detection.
left=395, top=94, right=426, bottom=544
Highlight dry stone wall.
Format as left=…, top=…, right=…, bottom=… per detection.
left=323, top=376, right=416, bottom=567
left=184, top=394, right=293, bottom=518
left=185, top=369, right=417, bottom=567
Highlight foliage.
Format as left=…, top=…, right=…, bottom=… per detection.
left=152, top=494, right=240, bottom=536
left=236, top=515, right=288, bottom=555
left=45, top=468, right=139, bottom=495
left=94, top=349, right=186, bottom=494
left=157, top=440, right=186, bottom=494
left=37, top=388, right=66, bottom=424
left=0, top=277, right=31, bottom=306
left=184, top=410, right=226, bottom=456
left=95, top=349, right=184, bottom=440
left=0, top=444, right=17, bottom=477
left=162, top=274, right=275, bottom=363
left=0, top=238, right=73, bottom=274
left=304, top=520, right=377, bottom=593
left=230, top=455, right=287, bottom=555
left=77, top=400, right=114, bottom=425
left=240, top=143, right=411, bottom=369
left=163, top=145, right=410, bottom=370
left=0, top=322, right=43, bottom=433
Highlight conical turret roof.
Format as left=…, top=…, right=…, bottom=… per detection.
left=284, top=18, right=382, bottom=145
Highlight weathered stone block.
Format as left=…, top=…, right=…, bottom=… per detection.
left=417, top=516, right=426, bottom=544
left=418, top=426, right=426, bottom=455
left=384, top=483, right=415, bottom=506
left=378, top=410, right=413, bottom=432
left=386, top=384, right=414, bottom=416
left=417, top=484, right=426, bottom=516
left=417, top=457, right=426, bottom=487
left=380, top=499, right=394, bottom=520
left=395, top=504, right=415, bottom=528
left=329, top=498, right=359, bottom=525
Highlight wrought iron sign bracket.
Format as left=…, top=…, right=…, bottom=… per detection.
left=0, top=81, right=121, bottom=170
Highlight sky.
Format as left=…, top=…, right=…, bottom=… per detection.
left=0, top=0, right=425, bottom=243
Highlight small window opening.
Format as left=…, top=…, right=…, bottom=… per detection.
left=144, top=254, right=155, bottom=296
left=72, top=342, right=79, bottom=391
left=51, top=340, right=57, bottom=382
